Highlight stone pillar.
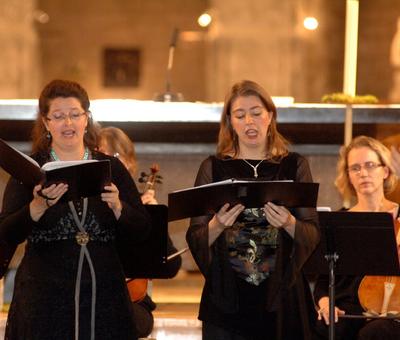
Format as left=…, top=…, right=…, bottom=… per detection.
left=204, top=0, right=345, bottom=102
left=0, top=0, right=41, bottom=98
left=205, top=0, right=295, bottom=101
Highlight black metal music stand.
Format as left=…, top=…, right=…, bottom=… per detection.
left=304, top=211, right=400, bottom=340
left=117, top=204, right=175, bottom=279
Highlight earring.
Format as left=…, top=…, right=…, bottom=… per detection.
left=46, top=131, right=51, bottom=139
left=84, top=129, right=88, bottom=134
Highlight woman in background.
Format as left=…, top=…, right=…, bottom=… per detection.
left=186, top=80, right=319, bottom=340
left=98, top=126, right=156, bottom=204
left=98, top=126, right=182, bottom=338
left=0, top=79, right=151, bottom=339
left=314, top=135, right=400, bottom=340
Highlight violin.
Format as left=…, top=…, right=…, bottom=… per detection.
left=138, top=163, right=162, bottom=196
left=357, top=219, right=400, bottom=316
left=126, top=164, right=162, bottom=303
left=126, top=278, right=148, bottom=303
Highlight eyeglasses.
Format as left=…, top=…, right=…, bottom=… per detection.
left=347, top=161, right=383, bottom=175
left=46, top=111, right=87, bottom=122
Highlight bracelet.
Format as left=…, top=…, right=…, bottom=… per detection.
left=38, top=190, right=56, bottom=200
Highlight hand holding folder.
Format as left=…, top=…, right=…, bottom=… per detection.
left=0, top=138, right=111, bottom=201
left=168, top=178, right=319, bottom=221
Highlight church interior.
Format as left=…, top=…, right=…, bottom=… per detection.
left=1, top=0, right=400, bottom=339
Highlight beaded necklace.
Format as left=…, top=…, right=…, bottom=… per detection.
left=50, top=147, right=89, bottom=161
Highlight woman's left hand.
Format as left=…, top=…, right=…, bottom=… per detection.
left=102, top=183, right=123, bottom=219
left=264, top=202, right=296, bottom=237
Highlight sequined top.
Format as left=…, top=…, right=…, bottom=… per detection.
left=28, top=208, right=114, bottom=244
left=226, top=207, right=279, bottom=285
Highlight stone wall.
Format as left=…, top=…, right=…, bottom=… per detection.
left=0, top=0, right=41, bottom=98
left=0, top=1, right=400, bottom=102
left=205, top=0, right=345, bottom=102
left=358, top=0, right=400, bottom=101
left=36, top=0, right=207, bottom=101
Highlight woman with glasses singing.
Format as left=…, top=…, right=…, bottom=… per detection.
left=313, top=135, right=400, bottom=340
left=186, top=80, right=319, bottom=340
left=0, top=79, right=151, bottom=339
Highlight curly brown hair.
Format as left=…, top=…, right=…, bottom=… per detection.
left=31, top=79, right=99, bottom=154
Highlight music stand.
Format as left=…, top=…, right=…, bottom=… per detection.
left=304, top=211, right=400, bottom=340
left=117, top=204, right=174, bottom=279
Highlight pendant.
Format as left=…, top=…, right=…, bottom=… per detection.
left=242, top=159, right=264, bottom=179
left=75, top=231, right=89, bottom=245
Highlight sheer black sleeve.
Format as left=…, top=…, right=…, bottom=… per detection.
left=287, top=155, right=320, bottom=285
left=0, top=177, right=36, bottom=245
left=185, top=157, right=214, bottom=276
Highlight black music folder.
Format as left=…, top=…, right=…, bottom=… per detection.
left=0, top=138, right=111, bottom=201
left=304, top=211, right=400, bottom=276
left=168, top=179, right=319, bottom=221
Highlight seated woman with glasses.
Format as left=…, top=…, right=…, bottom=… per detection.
left=313, top=135, right=400, bottom=340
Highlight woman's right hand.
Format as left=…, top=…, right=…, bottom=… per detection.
left=30, top=183, right=68, bottom=222
left=141, top=189, right=158, bottom=205
left=208, top=203, right=244, bottom=246
left=317, top=296, right=345, bottom=325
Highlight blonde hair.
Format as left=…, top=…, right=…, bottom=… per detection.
left=216, top=80, right=289, bottom=161
left=98, top=126, right=137, bottom=177
left=335, top=135, right=398, bottom=201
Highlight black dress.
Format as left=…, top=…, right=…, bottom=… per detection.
left=0, top=151, right=151, bottom=340
left=186, top=153, right=320, bottom=340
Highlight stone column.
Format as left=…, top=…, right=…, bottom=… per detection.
left=204, top=0, right=296, bottom=101
left=0, top=0, right=41, bottom=98
left=204, top=0, right=345, bottom=103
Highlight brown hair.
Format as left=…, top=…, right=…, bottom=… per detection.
left=98, top=126, right=137, bottom=177
left=335, top=135, right=398, bottom=201
left=32, top=79, right=99, bottom=153
left=216, top=80, right=289, bottom=161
